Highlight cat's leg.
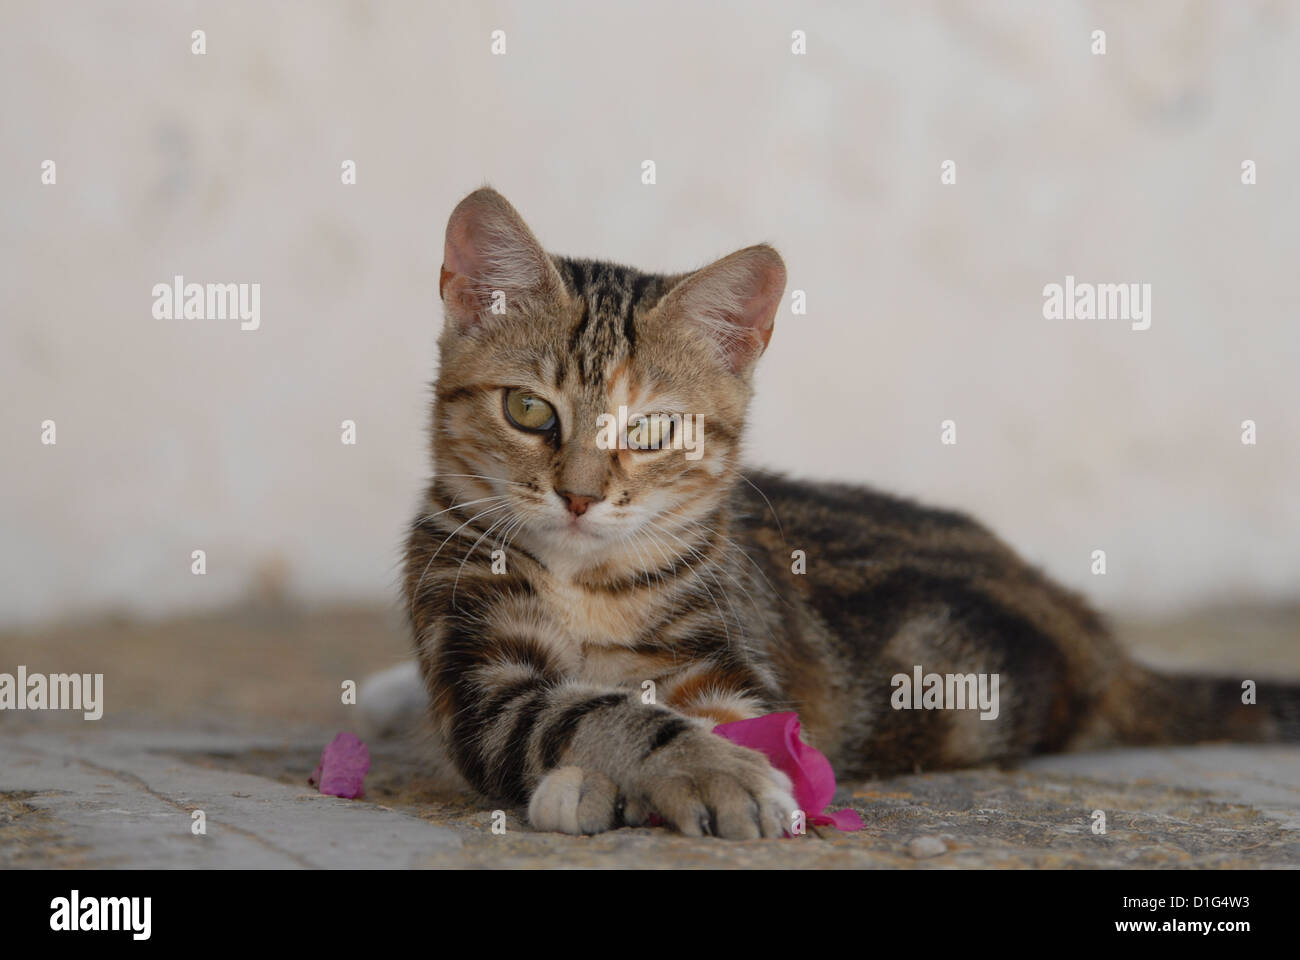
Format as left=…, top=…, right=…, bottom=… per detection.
left=520, top=698, right=795, bottom=839
left=424, top=625, right=796, bottom=839
left=615, top=719, right=796, bottom=839
left=357, top=661, right=427, bottom=737
left=620, top=662, right=796, bottom=838
left=657, top=659, right=774, bottom=726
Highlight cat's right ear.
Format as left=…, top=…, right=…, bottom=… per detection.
left=439, top=187, right=564, bottom=333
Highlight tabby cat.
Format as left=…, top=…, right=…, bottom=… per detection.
left=401, top=187, right=1298, bottom=840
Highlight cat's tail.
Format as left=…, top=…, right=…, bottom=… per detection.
left=1097, top=667, right=1300, bottom=747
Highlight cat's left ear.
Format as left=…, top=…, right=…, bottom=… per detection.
left=662, top=244, right=787, bottom=375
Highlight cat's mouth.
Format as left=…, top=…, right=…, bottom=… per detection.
left=514, top=493, right=668, bottom=558
left=528, top=505, right=636, bottom=554
left=547, top=514, right=605, bottom=541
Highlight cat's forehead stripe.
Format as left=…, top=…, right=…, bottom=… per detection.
left=556, top=256, right=671, bottom=387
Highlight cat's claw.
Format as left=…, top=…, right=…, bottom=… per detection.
left=623, top=731, right=798, bottom=840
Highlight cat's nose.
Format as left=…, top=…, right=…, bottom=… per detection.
left=557, top=490, right=602, bottom=517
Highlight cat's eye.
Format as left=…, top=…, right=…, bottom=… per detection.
left=627, top=414, right=674, bottom=450
left=503, top=388, right=558, bottom=433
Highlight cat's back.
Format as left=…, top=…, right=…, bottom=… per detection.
left=730, top=468, right=1104, bottom=653
left=732, top=468, right=1006, bottom=566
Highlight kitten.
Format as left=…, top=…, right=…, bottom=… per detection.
left=400, top=187, right=1299, bottom=839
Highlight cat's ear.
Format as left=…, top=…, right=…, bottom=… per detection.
left=439, top=187, right=564, bottom=333
left=662, top=244, right=787, bottom=374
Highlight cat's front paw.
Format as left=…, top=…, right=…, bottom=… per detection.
left=625, top=729, right=797, bottom=840
left=527, top=766, right=620, bottom=835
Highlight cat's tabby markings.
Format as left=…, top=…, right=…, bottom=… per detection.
left=401, top=187, right=1299, bottom=840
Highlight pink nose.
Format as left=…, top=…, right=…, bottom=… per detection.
left=558, top=491, right=601, bottom=517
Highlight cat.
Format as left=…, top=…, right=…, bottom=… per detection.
left=396, top=186, right=1299, bottom=840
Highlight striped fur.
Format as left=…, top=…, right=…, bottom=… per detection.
left=404, top=187, right=1300, bottom=839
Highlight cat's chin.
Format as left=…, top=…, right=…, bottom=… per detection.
left=529, top=520, right=655, bottom=572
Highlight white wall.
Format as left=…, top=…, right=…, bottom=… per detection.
left=2, top=0, right=1297, bottom=627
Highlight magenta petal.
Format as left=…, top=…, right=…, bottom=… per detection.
left=713, top=712, right=862, bottom=832
left=311, top=732, right=371, bottom=799
left=814, top=808, right=865, bottom=831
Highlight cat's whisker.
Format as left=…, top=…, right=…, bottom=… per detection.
left=673, top=514, right=787, bottom=610
left=618, top=527, right=658, bottom=592
left=737, top=471, right=788, bottom=545
left=415, top=494, right=510, bottom=524
left=412, top=500, right=514, bottom=602
left=410, top=494, right=508, bottom=600
left=634, top=525, right=735, bottom=647
left=636, top=526, right=704, bottom=602
left=431, top=472, right=534, bottom=488
left=493, top=513, right=522, bottom=552
left=451, top=508, right=518, bottom=607
left=666, top=533, right=760, bottom=647
left=651, top=520, right=757, bottom=626
left=498, top=513, right=530, bottom=558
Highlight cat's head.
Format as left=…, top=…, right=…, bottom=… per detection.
left=429, top=187, right=785, bottom=573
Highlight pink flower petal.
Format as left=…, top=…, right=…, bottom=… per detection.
left=713, top=712, right=862, bottom=832
left=308, top=732, right=370, bottom=799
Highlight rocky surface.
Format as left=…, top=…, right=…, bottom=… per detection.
left=2, top=605, right=1298, bottom=868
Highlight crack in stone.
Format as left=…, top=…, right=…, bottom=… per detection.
left=73, top=756, right=318, bottom=869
